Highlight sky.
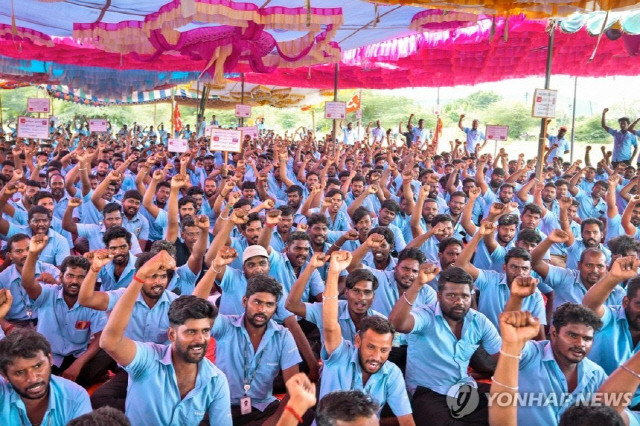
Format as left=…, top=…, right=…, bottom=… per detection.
left=380, top=75, right=640, bottom=119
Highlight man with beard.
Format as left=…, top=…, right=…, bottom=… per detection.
left=93, top=159, right=110, bottom=182
left=20, top=237, right=114, bottom=386
left=319, top=251, right=414, bottom=425
left=547, top=126, right=570, bottom=163
left=569, top=170, right=608, bottom=221
left=0, top=328, right=91, bottom=424
left=287, top=259, right=384, bottom=346
left=389, top=265, right=501, bottom=424
left=563, top=218, right=611, bottom=270
left=284, top=186, right=307, bottom=224
left=118, top=190, right=149, bottom=249
left=258, top=215, right=324, bottom=302
left=0, top=186, right=70, bottom=266
left=515, top=303, right=606, bottom=425
left=268, top=206, right=296, bottom=252
left=346, top=175, right=376, bottom=214
left=407, top=185, right=440, bottom=243
left=457, top=221, right=547, bottom=336
left=305, top=213, right=345, bottom=282
left=476, top=154, right=506, bottom=194
left=0, top=234, right=60, bottom=328
left=141, top=168, right=174, bottom=242
left=360, top=227, right=396, bottom=272
left=583, top=256, right=640, bottom=409
left=621, top=194, right=640, bottom=240
left=47, top=174, right=73, bottom=221
left=407, top=214, right=454, bottom=263
left=99, top=251, right=231, bottom=425
left=602, top=108, right=638, bottom=167
left=63, top=200, right=143, bottom=255
left=306, top=188, right=351, bottom=232
left=208, top=274, right=300, bottom=424
left=532, top=230, right=624, bottom=309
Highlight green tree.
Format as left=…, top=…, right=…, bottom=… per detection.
left=482, top=100, right=538, bottom=139
left=574, top=115, right=610, bottom=144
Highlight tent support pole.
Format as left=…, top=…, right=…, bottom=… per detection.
left=536, top=19, right=555, bottom=179
left=240, top=73, right=245, bottom=127
left=570, top=76, right=578, bottom=163
left=332, top=62, right=339, bottom=143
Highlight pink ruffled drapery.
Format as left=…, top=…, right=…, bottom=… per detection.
left=409, top=9, right=486, bottom=32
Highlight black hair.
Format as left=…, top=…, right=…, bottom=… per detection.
left=186, top=186, right=204, bottom=197
left=32, top=191, right=54, bottom=205
left=369, top=226, right=395, bottom=248
left=498, top=214, right=519, bottom=227
left=352, top=206, right=372, bottom=225
left=156, top=181, right=171, bottom=191
left=277, top=205, right=295, bottom=217
left=450, top=191, right=467, bottom=200
left=123, top=190, right=142, bottom=202
left=103, top=202, right=122, bottom=216
left=351, top=174, right=366, bottom=184
left=28, top=205, right=51, bottom=222
left=579, top=248, right=606, bottom=264
left=245, top=274, right=283, bottom=302
left=285, top=185, right=303, bottom=196
left=522, top=203, right=543, bottom=216
left=308, top=213, right=330, bottom=228
left=430, top=214, right=453, bottom=228
left=325, top=188, right=344, bottom=200
left=286, top=231, right=310, bottom=245
left=559, top=405, right=624, bottom=426
left=380, top=199, right=400, bottom=214
left=438, top=266, right=474, bottom=292
left=517, top=229, right=542, bottom=245
left=60, top=255, right=90, bottom=275
left=397, top=247, right=426, bottom=265
left=150, top=240, right=177, bottom=258
left=135, top=252, right=155, bottom=269
left=102, top=226, right=132, bottom=247
left=233, top=198, right=252, bottom=210
left=7, top=233, right=30, bottom=252
left=168, top=295, right=217, bottom=327
left=346, top=268, right=379, bottom=291
left=627, top=276, right=640, bottom=300
left=439, top=237, right=464, bottom=253
left=241, top=181, right=257, bottom=191
left=67, top=407, right=131, bottom=426
left=607, top=235, right=640, bottom=257
left=552, top=302, right=603, bottom=332
left=178, top=196, right=197, bottom=209
left=0, top=328, right=51, bottom=374
left=241, top=212, right=262, bottom=232
left=504, top=247, right=532, bottom=265
left=581, top=218, right=604, bottom=233
left=359, top=315, right=395, bottom=337
left=316, top=391, right=379, bottom=426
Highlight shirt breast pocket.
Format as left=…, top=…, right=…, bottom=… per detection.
left=70, top=327, right=91, bottom=344
left=156, top=329, right=169, bottom=344
left=455, top=341, right=479, bottom=362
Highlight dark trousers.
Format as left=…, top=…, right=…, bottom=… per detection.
left=388, top=345, right=407, bottom=374
left=51, top=349, right=115, bottom=388
left=411, top=383, right=490, bottom=426
left=231, top=400, right=280, bottom=426
left=90, top=368, right=128, bottom=411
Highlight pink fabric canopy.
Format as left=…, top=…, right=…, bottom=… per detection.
left=239, top=16, right=640, bottom=89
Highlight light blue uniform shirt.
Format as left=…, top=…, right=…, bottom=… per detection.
left=212, top=314, right=301, bottom=410
left=0, top=375, right=91, bottom=425
left=463, top=127, right=485, bottom=153
left=363, top=252, right=397, bottom=272
left=320, top=340, right=412, bottom=417
left=304, top=300, right=385, bottom=345
left=107, top=288, right=178, bottom=344
left=123, top=342, right=231, bottom=426
left=217, top=266, right=291, bottom=323
left=122, top=211, right=150, bottom=242
left=168, top=263, right=200, bottom=296
left=52, top=193, right=72, bottom=221
left=364, top=266, right=437, bottom=316
left=517, top=340, right=607, bottom=426
left=0, top=262, right=60, bottom=320
left=609, top=128, right=638, bottom=162
left=475, top=270, right=547, bottom=329
left=33, top=285, right=107, bottom=366
left=547, top=135, right=570, bottom=162
left=97, top=252, right=137, bottom=291
left=229, top=236, right=249, bottom=270
left=544, top=265, right=625, bottom=310
left=3, top=224, right=70, bottom=266
left=589, top=305, right=640, bottom=406
left=76, top=223, right=142, bottom=254
left=565, top=240, right=611, bottom=270
left=406, top=303, right=501, bottom=394
left=473, top=237, right=515, bottom=270
left=575, top=189, right=607, bottom=221
left=269, top=250, right=324, bottom=301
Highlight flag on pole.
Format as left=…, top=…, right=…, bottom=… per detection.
left=346, top=91, right=361, bottom=113
left=173, top=102, right=183, bottom=133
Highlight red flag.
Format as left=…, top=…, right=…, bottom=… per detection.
left=346, top=91, right=361, bottom=113
left=173, top=103, right=183, bottom=133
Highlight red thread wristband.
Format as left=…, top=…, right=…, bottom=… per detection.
left=284, top=405, right=303, bottom=424
left=133, top=274, right=147, bottom=284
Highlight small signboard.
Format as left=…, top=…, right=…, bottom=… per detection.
left=17, top=117, right=49, bottom=139
left=532, top=89, right=558, bottom=118
left=433, top=104, right=442, bottom=116
left=235, top=104, right=252, bottom=118
left=210, top=128, right=243, bottom=153
left=168, top=138, right=189, bottom=153
left=88, top=119, right=108, bottom=132
left=485, top=125, right=509, bottom=141
left=325, top=101, right=346, bottom=119
left=27, top=98, right=50, bottom=113
left=238, top=126, right=259, bottom=140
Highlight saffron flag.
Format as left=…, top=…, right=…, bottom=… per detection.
left=346, top=92, right=361, bottom=113
left=173, top=103, right=183, bottom=133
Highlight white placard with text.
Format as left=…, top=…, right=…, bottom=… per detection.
left=485, top=125, right=509, bottom=141
left=88, top=119, right=108, bottom=132
left=168, top=138, right=189, bottom=153
left=27, top=98, right=50, bottom=113
left=235, top=104, right=252, bottom=118
left=325, top=102, right=346, bottom=119
left=532, top=89, right=557, bottom=118
left=210, top=128, right=243, bottom=153
left=17, top=117, right=49, bottom=139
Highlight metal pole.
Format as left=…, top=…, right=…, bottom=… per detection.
left=331, top=62, right=339, bottom=143
left=570, top=76, right=578, bottom=163
left=437, top=87, right=440, bottom=105
left=240, top=73, right=245, bottom=127
left=536, top=20, right=555, bottom=179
